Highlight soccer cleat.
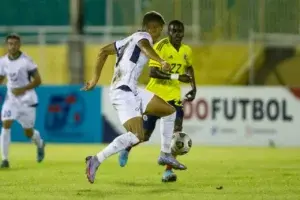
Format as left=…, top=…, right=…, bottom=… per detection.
left=0, top=160, right=9, bottom=168
left=158, top=155, right=187, bottom=170
left=162, top=170, right=177, bottom=182
left=37, top=141, right=46, bottom=163
left=85, top=156, right=100, bottom=184
left=118, top=150, right=129, bottom=167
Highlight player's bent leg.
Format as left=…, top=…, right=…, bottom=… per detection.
left=86, top=87, right=148, bottom=183
left=117, top=116, right=145, bottom=167
left=118, top=127, right=155, bottom=167
left=19, top=106, right=45, bottom=163
left=144, top=95, right=176, bottom=117
left=86, top=117, right=143, bottom=183
left=0, top=120, right=13, bottom=168
left=118, top=113, right=158, bottom=167
left=23, top=128, right=45, bottom=163
left=156, top=113, right=185, bottom=171
left=141, top=94, right=186, bottom=170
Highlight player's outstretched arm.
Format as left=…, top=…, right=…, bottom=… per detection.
left=82, top=43, right=116, bottom=91
left=93, top=43, right=116, bottom=82
left=138, top=39, right=170, bottom=72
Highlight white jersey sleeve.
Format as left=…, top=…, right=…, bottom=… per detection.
left=26, top=56, right=38, bottom=72
left=114, top=32, right=153, bottom=57
left=114, top=36, right=131, bottom=57
left=133, top=32, right=153, bottom=47
left=110, top=31, right=153, bottom=93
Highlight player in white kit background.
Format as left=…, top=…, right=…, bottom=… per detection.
left=0, top=34, right=45, bottom=168
left=82, top=11, right=187, bottom=184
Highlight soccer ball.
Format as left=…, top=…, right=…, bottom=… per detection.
left=171, top=132, right=192, bottom=156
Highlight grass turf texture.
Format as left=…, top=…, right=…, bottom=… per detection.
left=0, top=144, right=299, bottom=200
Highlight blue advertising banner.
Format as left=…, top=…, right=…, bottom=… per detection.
left=0, top=86, right=102, bottom=143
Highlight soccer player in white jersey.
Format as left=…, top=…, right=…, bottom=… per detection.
left=82, top=11, right=187, bottom=184
left=0, top=34, right=45, bottom=168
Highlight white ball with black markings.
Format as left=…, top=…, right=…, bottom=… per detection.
left=171, top=132, right=192, bottom=156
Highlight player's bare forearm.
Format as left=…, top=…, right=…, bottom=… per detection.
left=93, top=43, right=116, bottom=82
left=186, top=66, right=196, bottom=91
left=149, top=67, right=171, bottom=79
left=138, top=39, right=164, bottom=64
left=23, top=80, right=41, bottom=90
left=23, top=70, right=42, bottom=90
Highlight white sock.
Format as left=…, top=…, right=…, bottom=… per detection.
left=1, top=128, right=11, bottom=161
left=160, top=112, right=176, bottom=154
left=96, top=132, right=139, bottom=163
left=31, top=129, right=43, bottom=148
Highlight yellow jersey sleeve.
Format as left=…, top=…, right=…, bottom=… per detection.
left=185, top=45, right=193, bottom=67
left=148, top=38, right=168, bottom=68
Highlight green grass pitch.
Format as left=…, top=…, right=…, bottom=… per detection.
left=0, top=143, right=299, bottom=200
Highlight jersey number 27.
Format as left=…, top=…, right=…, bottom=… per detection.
left=171, top=63, right=182, bottom=73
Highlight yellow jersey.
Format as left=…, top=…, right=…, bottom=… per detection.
left=146, top=38, right=193, bottom=102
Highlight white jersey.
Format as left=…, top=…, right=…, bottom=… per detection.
left=0, top=53, right=38, bottom=106
left=111, top=31, right=153, bottom=93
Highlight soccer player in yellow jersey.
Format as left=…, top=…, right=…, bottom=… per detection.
left=118, top=20, right=197, bottom=182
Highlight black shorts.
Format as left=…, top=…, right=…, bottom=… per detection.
left=143, top=100, right=183, bottom=132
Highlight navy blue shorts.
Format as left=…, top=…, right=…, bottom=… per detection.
left=143, top=100, right=183, bottom=132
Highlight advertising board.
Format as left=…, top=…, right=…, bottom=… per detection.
left=0, top=86, right=102, bottom=143
left=102, top=86, right=300, bottom=147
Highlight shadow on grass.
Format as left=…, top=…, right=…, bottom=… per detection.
left=76, top=181, right=179, bottom=198
left=0, top=166, right=29, bottom=172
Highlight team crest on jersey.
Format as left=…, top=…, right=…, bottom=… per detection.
left=8, top=72, right=18, bottom=82
left=143, top=115, right=148, bottom=121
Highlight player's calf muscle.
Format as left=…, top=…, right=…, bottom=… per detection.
left=123, top=117, right=145, bottom=141
left=145, top=95, right=175, bottom=117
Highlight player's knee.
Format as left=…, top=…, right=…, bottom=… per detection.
left=123, top=117, right=145, bottom=141
left=23, top=128, right=34, bottom=138
left=2, top=120, right=13, bottom=129
left=135, top=128, right=145, bottom=141
left=169, top=106, right=176, bottom=115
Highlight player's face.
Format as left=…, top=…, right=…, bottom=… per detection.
left=146, top=21, right=164, bottom=42
left=6, top=38, right=21, bottom=55
left=168, top=24, right=184, bottom=46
